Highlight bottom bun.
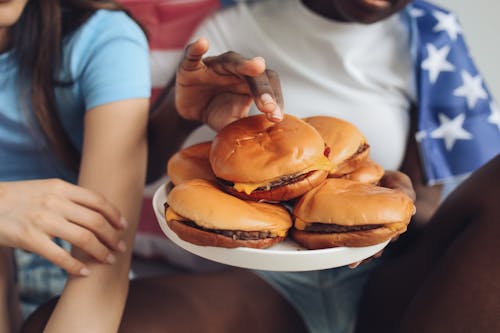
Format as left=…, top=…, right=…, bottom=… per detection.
left=221, top=170, right=328, bottom=202
left=291, top=222, right=407, bottom=249
left=167, top=219, right=286, bottom=249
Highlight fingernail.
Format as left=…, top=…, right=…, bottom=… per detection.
left=118, top=240, right=127, bottom=253
left=349, top=262, right=360, bottom=269
left=106, top=253, right=116, bottom=264
left=253, top=56, right=265, bottom=65
left=271, top=106, right=283, bottom=121
left=120, top=217, right=128, bottom=228
left=80, top=267, right=90, bottom=276
left=260, top=93, right=274, bottom=105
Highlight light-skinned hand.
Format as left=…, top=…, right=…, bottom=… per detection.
left=0, top=179, right=127, bottom=276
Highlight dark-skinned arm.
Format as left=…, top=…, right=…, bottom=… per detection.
left=400, top=104, right=442, bottom=228
left=146, top=79, right=202, bottom=183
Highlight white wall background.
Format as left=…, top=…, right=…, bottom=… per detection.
left=434, top=0, right=500, bottom=101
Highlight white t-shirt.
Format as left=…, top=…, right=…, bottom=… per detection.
left=185, top=0, right=415, bottom=170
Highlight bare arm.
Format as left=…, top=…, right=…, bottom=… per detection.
left=146, top=79, right=202, bottom=183
left=44, top=98, right=149, bottom=332
left=0, top=247, right=21, bottom=333
left=400, top=106, right=442, bottom=228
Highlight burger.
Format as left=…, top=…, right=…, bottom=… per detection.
left=167, top=141, right=216, bottom=186
left=165, top=179, right=292, bottom=249
left=209, top=114, right=331, bottom=202
left=291, top=178, right=415, bottom=249
left=303, top=116, right=370, bottom=177
left=342, top=158, right=384, bottom=184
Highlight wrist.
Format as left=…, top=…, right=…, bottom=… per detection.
left=178, top=115, right=203, bottom=133
left=150, top=87, right=202, bottom=132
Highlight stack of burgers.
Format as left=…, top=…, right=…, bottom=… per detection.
left=165, top=115, right=415, bottom=250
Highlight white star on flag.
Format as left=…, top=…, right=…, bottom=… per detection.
left=430, top=113, right=473, bottom=150
left=421, top=44, right=455, bottom=83
left=410, top=8, right=425, bottom=18
left=453, top=71, right=488, bottom=109
left=433, top=11, right=461, bottom=40
left=415, top=130, right=427, bottom=142
left=489, top=101, right=500, bottom=130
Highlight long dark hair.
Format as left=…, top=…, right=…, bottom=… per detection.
left=10, top=0, right=141, bottom=172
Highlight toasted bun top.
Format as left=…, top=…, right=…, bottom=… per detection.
left=167, top=142, right=216, bottom=186
left=342, top=158, right=384, bottom=184
left=303, top=116, right=367, bottom=168
left=210, top=115, right=328, bottom=183
left=166, top=179, right=292, bottom=235
left=293, top=178, right=415, bottom=226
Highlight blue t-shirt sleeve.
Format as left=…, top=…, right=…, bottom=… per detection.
left=69, top=10, right=151, bottom=110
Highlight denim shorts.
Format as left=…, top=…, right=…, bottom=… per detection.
left=255, top=259, right=382, bottom=333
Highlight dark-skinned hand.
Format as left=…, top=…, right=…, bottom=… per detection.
left=175, top=37, right=284, bottom=131
left=349, top=170, right=416, bottom=268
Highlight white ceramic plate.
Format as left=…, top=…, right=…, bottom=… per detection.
left=153, top=183, right=389, bottom=272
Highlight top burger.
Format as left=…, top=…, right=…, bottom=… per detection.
left=303, top=116, right=370, bottom=177
left=209, top=114, right=331, bottom=202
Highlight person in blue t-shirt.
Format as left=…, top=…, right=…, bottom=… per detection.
left=0, top=0, right=150, bottom=331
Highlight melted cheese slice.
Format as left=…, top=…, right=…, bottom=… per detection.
left=233, top=155, right=332, bottom=195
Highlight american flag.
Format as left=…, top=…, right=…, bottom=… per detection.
left=412, top=0, right=500, bottom=184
